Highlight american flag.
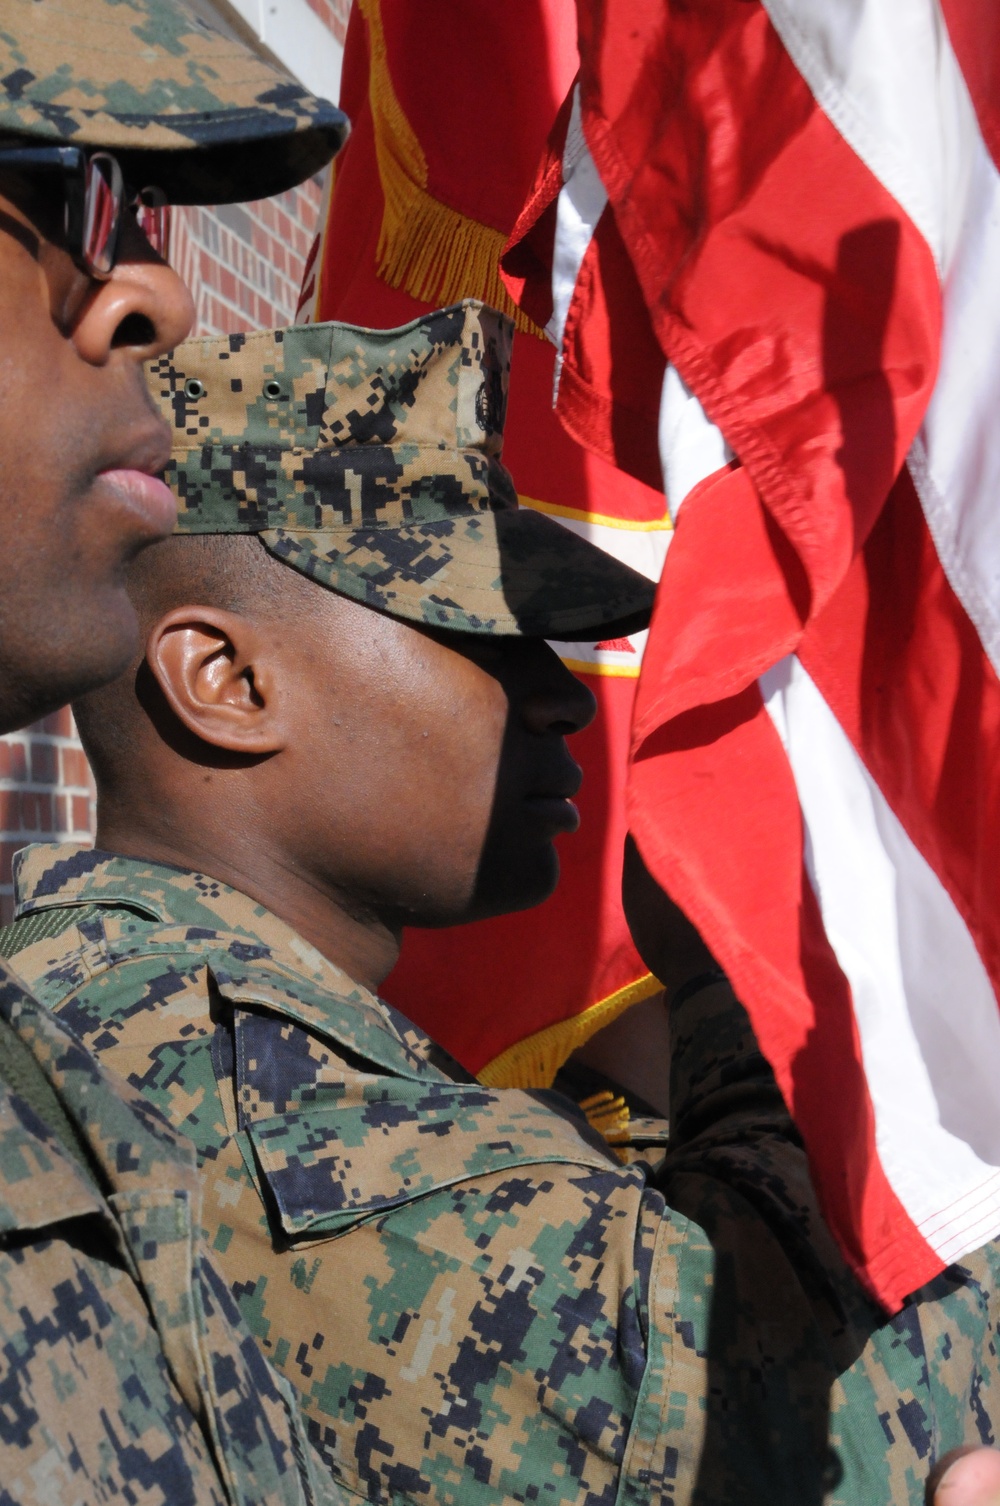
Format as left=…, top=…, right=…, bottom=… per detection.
left=503, top=0, right=1000, bottom=1310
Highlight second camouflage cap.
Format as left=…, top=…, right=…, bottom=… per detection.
left=0, top=0, right=348, bottom=202
left=146, top=301, right=655, bottom=640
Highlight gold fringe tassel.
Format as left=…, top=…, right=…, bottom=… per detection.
left=358, top=0, right=542, bottom=335
left=578, top=1091, right=632, bottom=1163
left=579, top=1090, right=631, bottom=1144
left=477, top=973, right=664, bottom=1091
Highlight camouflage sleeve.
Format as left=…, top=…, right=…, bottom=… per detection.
left=0, top=1076, right=232, bottom=1506
left=0, top=970, right=352, bottom=1506
left=616, top=976, right=846, bottom=1499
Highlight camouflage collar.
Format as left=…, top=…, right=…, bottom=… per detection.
left=16, top=842, right=324, bottom=946
left=12, top=843, right=430, bottom=1079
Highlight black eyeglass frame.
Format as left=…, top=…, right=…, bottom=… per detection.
left=0, top=143, right=166, bottom=280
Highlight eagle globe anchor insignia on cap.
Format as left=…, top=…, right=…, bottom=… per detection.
left=146, top=300, right=656, bottom=640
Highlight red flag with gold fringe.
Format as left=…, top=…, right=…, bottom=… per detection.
left=301, top=0, right=669, bottom=1087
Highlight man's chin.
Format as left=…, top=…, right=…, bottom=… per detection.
left=0, top=595, right=140, bottom=733
left=455, top=849, right=562, bottom=927
left=388, top=844, right=562, bottom=932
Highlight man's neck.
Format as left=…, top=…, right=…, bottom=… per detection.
left=92, top=816, right=402, bottom=994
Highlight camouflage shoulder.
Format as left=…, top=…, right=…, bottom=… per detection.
left=0, top=961, right=201, bottom=1189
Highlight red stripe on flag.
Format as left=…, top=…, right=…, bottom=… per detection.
left=577, top=0, right=940, bottom=618
left=633, top=465, right=803, bottom=742
left=801, top=467, right=1000, bottom=1000
left=507, top=0, right=941, bottom=599
left=556, top=209, right=666, bottom=490
left=628, top=649, right=941, bottom=1307
left=627, top=467, right=948, bottom=1307
left=939, top=0, right=1000, bottom=176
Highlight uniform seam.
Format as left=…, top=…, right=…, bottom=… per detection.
left=617, top=1210, right=683, bottom=1506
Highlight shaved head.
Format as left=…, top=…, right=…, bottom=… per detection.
left=124, top=532, right=309, bottom=628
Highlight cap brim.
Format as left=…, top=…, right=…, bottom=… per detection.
left=0, top=0, right=349, bottom=203
left=112, top=114, right=349, bottom=205
left=258, top=507, right=656, bottom=640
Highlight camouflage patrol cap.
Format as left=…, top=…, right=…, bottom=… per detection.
left=0, top=0, right=348, bottom=203
left=146, top=301, right=656, bottom=639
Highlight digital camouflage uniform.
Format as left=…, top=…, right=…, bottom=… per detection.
left=0, top=0, right=347, bottom=1498
left=4, top=846, right=1000, bottom=1506
left=4, top=308, right=998, bottom=1505
left=0, top=954, right=348, bottom=1506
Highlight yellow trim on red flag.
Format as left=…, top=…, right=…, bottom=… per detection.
left=359, top=0, right=542, bottom=334
left=558, top=658, right=642, bottom=678
left=519, top=495, right=673, bottom=531
left=476, top=972, right=663, bottom=1089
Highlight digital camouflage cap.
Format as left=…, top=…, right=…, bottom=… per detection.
left=146, top=301, right=656, bottom=639
left=0, top=0, right=349, bottom=203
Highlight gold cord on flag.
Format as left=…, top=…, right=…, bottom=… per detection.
left=578, top=1088, right=631, bottom=1147
left=476, top=971, right=663, bottom=1090
left=359, top=0, right=542, bottom=334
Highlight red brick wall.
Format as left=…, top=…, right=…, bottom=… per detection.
left=171, top=181, right=324, bottom=336
left=0, top=709, right=98, bottom=921
left=0, top=181, right=327, bottom=920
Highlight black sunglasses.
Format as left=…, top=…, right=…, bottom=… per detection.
left=0, top=144, right=169, bottom=278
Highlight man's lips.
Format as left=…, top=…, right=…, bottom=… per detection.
left=523, top=792, right=582, bottom=834
left=524, top=760, right=584, bottom=834
left=95, top=466, right=177, bottom=540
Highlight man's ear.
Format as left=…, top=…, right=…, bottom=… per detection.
left=144, top=606, right=285, bottom=755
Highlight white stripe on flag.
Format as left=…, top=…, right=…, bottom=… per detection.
left=548, top=84, right=608, bottom=395
left=910, top=120, right=1000, bottom=678
left=761, top=0, right=1000, bottom=682
left=658, top=365, right=732, bottom=523
left=656, top=347, right=1000, bottom=1261
left=760, top=0, right=978, bottom=270
left=546, top=130, right=669, bottom=673
left=761, top=654, right=1000, bottom=1261
left=574, top=0, right=1000, bottom=1263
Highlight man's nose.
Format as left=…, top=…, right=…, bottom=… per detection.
left=520, top=646, right=598, bottom=736
left=69, top=213, right=194, bottom=364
